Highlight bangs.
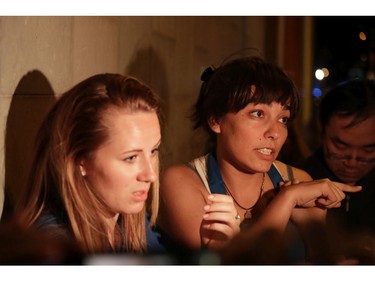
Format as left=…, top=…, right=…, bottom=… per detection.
left=228, top=66, right=300, bottom=119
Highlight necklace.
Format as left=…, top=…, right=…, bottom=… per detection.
left=223, top=173, right=265, bottom=220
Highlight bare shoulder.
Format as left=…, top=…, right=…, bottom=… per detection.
left=161, top=163, right=200, bottom=186
left=273, top=160, right=312, bottom=181
left=160, top=162, right=208, bottom=197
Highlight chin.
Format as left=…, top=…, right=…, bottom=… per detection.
left=129, top=204, right=145, bottom=214
left=338, top=177, right=359, bottom=186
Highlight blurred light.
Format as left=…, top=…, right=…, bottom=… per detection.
left=359, top=31, right=367, bottom=41
left=313, top=87, right=322, bottom=98
left=322, top=67, right=329, bottom=77
left=315, top=69, right=325, bottom=80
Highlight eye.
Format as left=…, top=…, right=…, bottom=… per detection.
left=250, top=110, right=264, bottom=118
left=279, top=116, right=289, bottom=125
left=332, top=141, right=348, bottom=150
left=363, top=146, right=375, bottom=153
left=151, top=147, right=159, bottom=156
left=124, top=155, right=137, bottom=162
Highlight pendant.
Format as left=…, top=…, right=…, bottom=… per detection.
left=244, top=209, right=252, bottom=220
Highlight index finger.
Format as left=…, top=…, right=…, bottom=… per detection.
left=332, top=181, right=362, bottom=193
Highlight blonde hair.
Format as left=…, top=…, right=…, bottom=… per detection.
left=15, top=74, right=162, bottom=254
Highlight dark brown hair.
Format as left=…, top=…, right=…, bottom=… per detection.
left=191, top=56, right=300, bottom=147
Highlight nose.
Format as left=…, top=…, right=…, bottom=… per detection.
left=343, top=150, right=361, bottom=167
left=265, top=122, right=280, bottom=140
left=137, top=157, right=157, bottom=183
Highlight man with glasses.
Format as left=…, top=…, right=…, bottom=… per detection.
left=303, top=79, right=375, bottom=234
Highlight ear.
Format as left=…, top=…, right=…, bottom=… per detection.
left=79, top=160, right=87, bottom=177
left=208, top=116, right=221, bottom=133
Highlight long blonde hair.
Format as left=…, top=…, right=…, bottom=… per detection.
left=15, top=74, right=162, bottom=254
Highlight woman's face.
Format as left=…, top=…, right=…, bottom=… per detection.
left=82, top=109, right=161, bottom=216
left=211, top=101, right=290, bottom=173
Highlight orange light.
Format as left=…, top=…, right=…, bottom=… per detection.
left=359, top=31, right=366, bottom=41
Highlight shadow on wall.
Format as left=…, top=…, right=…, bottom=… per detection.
left=125, top=46, right=172, bottom=168
left=3, top=70, right=56, bottom=221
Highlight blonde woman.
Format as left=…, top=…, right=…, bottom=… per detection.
left=14, top=73, right=164, bottom=255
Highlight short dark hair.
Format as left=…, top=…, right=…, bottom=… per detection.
left=319, top=79, right=375, bottom=130
left=191, top=56, right=300, bottom=142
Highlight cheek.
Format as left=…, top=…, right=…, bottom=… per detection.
left=362, top=166, right=375, bottom=176
left=88, top=163, right=127, bottom=193
left=92, top=168, right=134, bottom=209
left=325, top=158, right=341, bottom=173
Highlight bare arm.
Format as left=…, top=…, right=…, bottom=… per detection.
left=159, top=164, right=209, bottom=250
left=254, top=179, right=361, bottom=238
left=159, top=164, right=240, bottom=251
left=220, top=178, right=362, bottom=263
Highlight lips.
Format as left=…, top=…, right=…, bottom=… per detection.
left=257, top=148, right=273, bottom=155
left=336, top=170, right=362, bottom=182
left=255, top=147, right=276, bottom=164
left=132, top=190, right=148, bottom=201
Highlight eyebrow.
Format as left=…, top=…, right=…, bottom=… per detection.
left=121, top=138, right=161, bottom=155
left=331, top=136, right=347, bottom=145
left=282, top=104, right=291, bottom=111
left=363, top=143, right=375, bottom=149
left=331, top=136, right=375, bottom=149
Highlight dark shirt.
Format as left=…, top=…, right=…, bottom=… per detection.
left=302, top=148, right=375, bottom=234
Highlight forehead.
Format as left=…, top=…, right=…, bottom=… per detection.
left=103, top=108, right=160, bottom=140
left=326, top=114, right=375, bottom=146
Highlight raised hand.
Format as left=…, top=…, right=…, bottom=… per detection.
left=200, top=194, right=241, bottom=249
left=282, top=178, right=362, bottom=209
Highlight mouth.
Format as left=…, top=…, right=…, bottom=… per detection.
left=256, top=148, right=274, bottom=155
left=132, top=190, right=149, bottom=201
left=339, top=172, right=361, bottom=180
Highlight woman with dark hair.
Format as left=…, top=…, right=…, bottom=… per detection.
left=159, top=56, right=361, bottom=263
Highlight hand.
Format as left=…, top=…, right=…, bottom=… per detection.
left=200, top=194, right=241, bottom=249
left=279, top=178, right=301, bottom=187
left=283, top=178, right=362, bottom=209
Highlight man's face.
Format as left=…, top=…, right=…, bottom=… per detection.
left=322, top=114, right=375, bottom=185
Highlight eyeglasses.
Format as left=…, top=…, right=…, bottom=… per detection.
left=324, top=148, right=375, bottom=166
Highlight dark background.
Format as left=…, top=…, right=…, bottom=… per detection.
left=313, top=16, right=375, bottom=95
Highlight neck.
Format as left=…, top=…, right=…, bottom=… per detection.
left=217, top=157, right=265, bottom=196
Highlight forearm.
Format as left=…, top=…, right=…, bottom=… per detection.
left=251, top=188, right=297, bottom=235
